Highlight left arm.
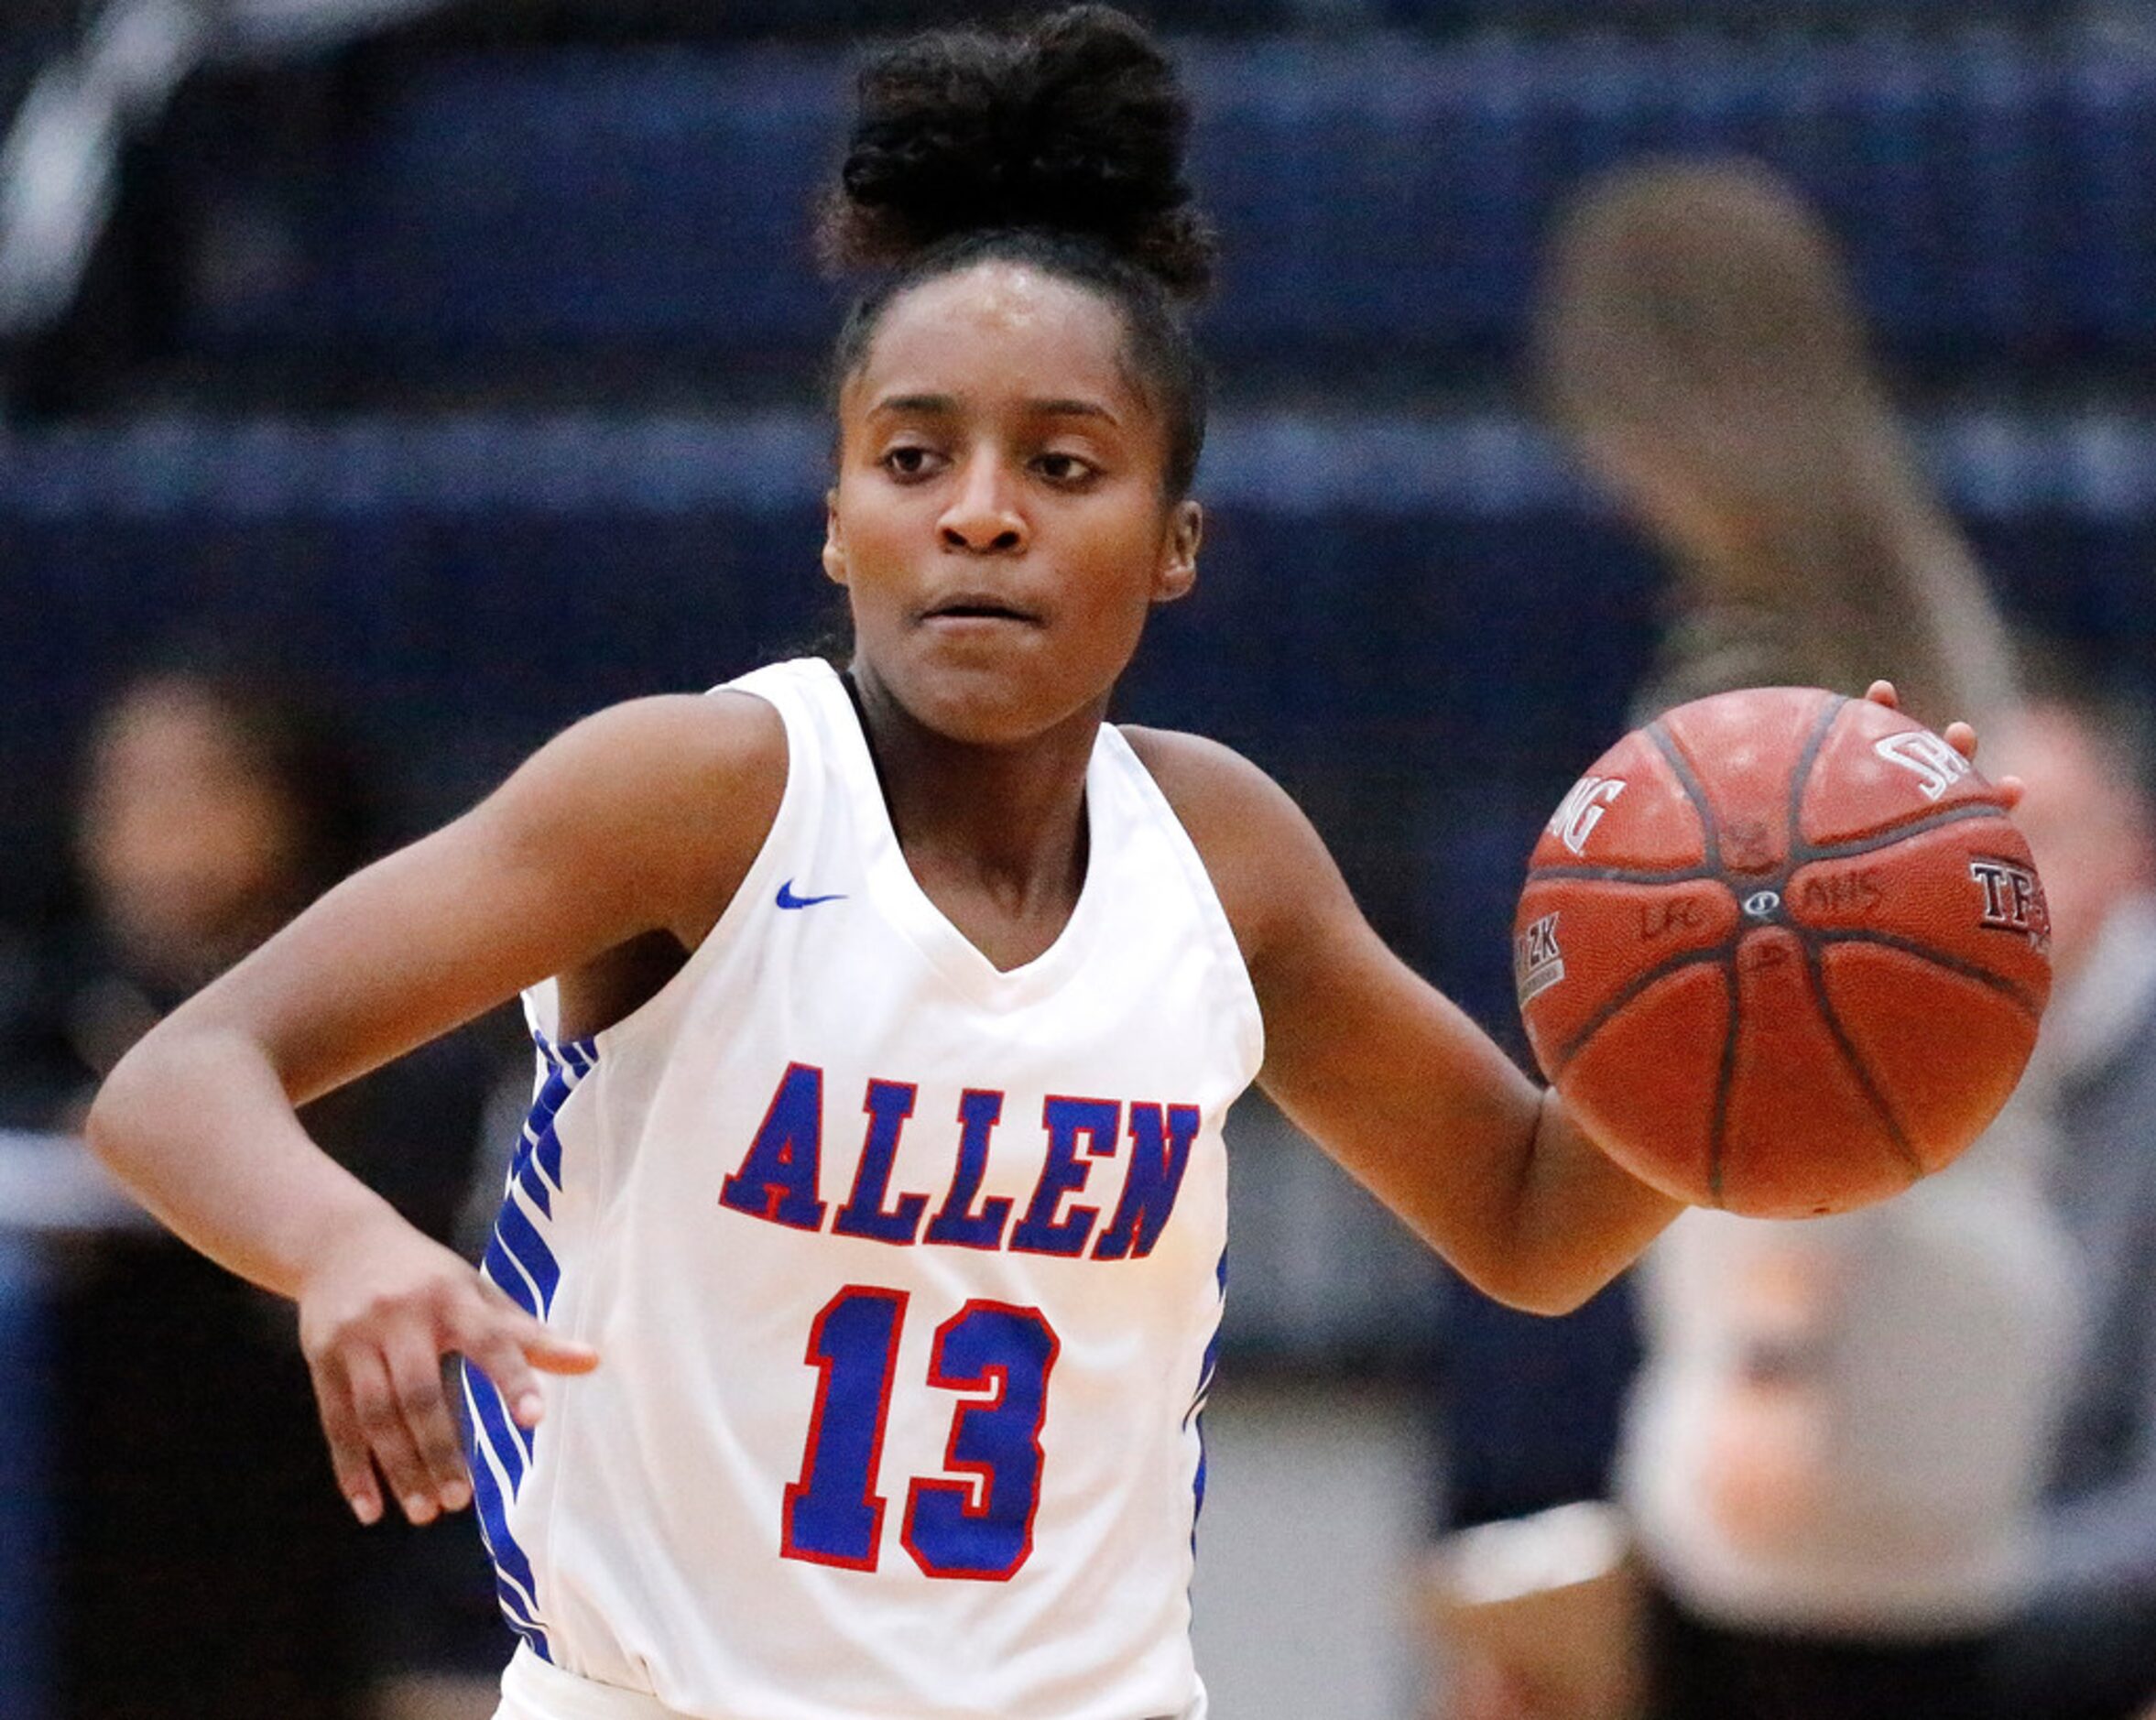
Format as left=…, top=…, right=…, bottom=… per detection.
left=1130, top=728, right=1681, bottom=1314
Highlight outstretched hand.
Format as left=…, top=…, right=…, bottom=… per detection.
left=296, top=1210, right=599, bottom=1526
left=1864, top=679, right=2024, bottom=810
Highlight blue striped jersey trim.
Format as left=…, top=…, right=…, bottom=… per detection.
left=463, top=1026, right=598, bottom=1664
left=1186, top=1247, right=1228, bottom=1552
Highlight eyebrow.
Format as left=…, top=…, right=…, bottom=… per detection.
left=869, top=393, right=1121, bottom=426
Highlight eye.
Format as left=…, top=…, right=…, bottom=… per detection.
left=880, top=443, right=943, bottom=481
left=1033, top=451, right=1098, bottom=486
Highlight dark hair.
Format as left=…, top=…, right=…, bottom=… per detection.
left=821, top=5, right=1214, bottom=497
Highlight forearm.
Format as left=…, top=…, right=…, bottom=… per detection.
left=1162, top=735, right=1685, bottom=1314
left=85, top=1023, right=408, bottom=1300
left=1497, top=1087, right=1683, bottom=1313
left=1292, top=1072, right=1678, bottom=1315
left=1258, top=941, right=1680, bottom=1313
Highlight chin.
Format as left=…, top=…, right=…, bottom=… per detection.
left=919, top=688, right=1066, bottom=748
left=895, top=657, right=1099, bottom=749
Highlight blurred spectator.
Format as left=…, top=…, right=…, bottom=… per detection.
left=0, top=659, right=510, bottom=1720
left=1532, top=161, right=2017, bottom=724
left=5, top=668, right=374, bottom=1116
left=1986, top=670, right=2156, bottom=1720
left=1438, top=158, right=2080, bottom=1720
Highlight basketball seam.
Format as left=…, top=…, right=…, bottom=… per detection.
left=1783, top=694, right=1850, bottom=861
left=1805, top=928, right=2047, bottom=1022
left=1522, top=809, right=2010, bottom=885
left=1703, top=692, right=1856, bottom=1208
left=1645, top=719, right=1721, bottom=873
left=1798, top=938, right=1926, bottom=1187
left=1550, top=945, right=1731, bottom=1076
left=1707, top=961, right=1739, bottom=1208
left=1521, top=864, right=1718, bottom=886
left=1797, top=802, right=2016, bottom=864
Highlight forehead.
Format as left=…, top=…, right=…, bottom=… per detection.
left=846, top=261, right=1148, bottom=419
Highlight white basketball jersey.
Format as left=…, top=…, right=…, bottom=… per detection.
left=464, top=658, right=1264, bottom=1720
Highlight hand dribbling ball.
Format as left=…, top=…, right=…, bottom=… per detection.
left=1515, top=687, right=2052, bottom=1217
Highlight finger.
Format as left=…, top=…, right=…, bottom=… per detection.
left=308, top=1355, right=385, bottom=1526
left=1943, top=719, right=1979, bottom=762
left=1995, top=772, right=2026, bottom=811
left=473, top=1278, right=601, bottom=1377
left=345, top=1345, right=440, bottom=1525
left=1865, top=679, right=1900, bottom=709
left=385, top=1338, right=472, bottom=1515
left=452, top=1302, right=581, bottom=1432
left=528, top=1331, right=602, bottom=1376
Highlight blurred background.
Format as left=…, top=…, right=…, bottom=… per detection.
left=0, top=1, right=2153, bottom=1717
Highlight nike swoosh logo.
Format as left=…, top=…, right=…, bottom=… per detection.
left=776, top=879, right=847, bottom=910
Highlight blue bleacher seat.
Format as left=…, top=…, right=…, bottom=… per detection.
left=1, top=407, right=2148, bottom=974
left=163, top=30, right=2156, bottom=382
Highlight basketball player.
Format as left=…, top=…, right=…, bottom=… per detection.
left=79, top=14, right=1982, bottom=1718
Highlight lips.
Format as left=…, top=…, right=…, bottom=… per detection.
left=920, top=593, right=1042, bottom=625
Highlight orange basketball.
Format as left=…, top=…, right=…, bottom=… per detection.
left=1514, top=687, right=2053, bottom=1217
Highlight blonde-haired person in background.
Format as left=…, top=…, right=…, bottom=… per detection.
left=1515, top=158, right=2080, bottom=1720
left=1535, top=159, right=2018, bottom=722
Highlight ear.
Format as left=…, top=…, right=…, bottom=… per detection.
left=821, top=488, right=849, bottom=588
left=1151, top=499, right=1203, bottom=606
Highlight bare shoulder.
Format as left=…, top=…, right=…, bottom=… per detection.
left=527, top=688, right=786, bottom=801
left=1118, top=724, right=1294, bottom=833
left=484, top=688, right=789, bottom=946
left=1118, top=724, right=1352, bottom=967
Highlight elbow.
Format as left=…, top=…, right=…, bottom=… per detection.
left=82, top=1040, right=155, bottom=1170
left=1444, top=1243, right=1617, bottom=1319
left=1477, top=1268, right=1612, bottom=1321
left=1506, top=1279, right=1606, bottom=1320
left=83, top=1025, right=204, bottom=1175
left=1447, top=1093, right=1676, bottom=1316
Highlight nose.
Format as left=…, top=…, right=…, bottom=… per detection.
left=939, top=453, right=1028, bottom=555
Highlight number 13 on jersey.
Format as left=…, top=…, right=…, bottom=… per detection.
left=782, top=1286, right=1060, bottom=1581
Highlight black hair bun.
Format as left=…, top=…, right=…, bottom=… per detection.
left=826, top=5, right=1214, bottom=299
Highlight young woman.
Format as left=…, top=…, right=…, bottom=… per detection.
left=84, top=14, right=1960, bottom=1719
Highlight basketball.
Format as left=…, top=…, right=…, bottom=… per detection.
left=1514, top=687, right=2053, bottom=1217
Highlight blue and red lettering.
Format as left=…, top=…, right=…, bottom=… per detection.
left=901, top=1301, right=1060, bottom=1582
left=781, top=1286, right=908, bottom=1569
left=1092, top=1103, right=1199, bottom=1260
left=922, top=1089, right=1014, bottom=1250
left=722, top=1068, right=1196, bottom=1259
left=717, top=1061, right=828, bottom=1231
left=832, top=1080, right=928, bottom=1245
left=1009, top=1096, right=1120, bottom=1257
left=782, top=1290, right=1058, bottom=1582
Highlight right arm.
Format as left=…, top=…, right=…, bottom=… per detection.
left=85, top=690, right=786, bottom=1527
left=1129, top=727, right=1682, bottom=1315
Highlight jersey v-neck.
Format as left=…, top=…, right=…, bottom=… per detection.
left=826, top=661, right=1108, bottom=1000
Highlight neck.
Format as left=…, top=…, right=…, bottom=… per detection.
left=845, top=663, right=1099, bottom=910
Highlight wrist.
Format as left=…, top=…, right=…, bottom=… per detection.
left=286, top=1185, right=416, bottom=1301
